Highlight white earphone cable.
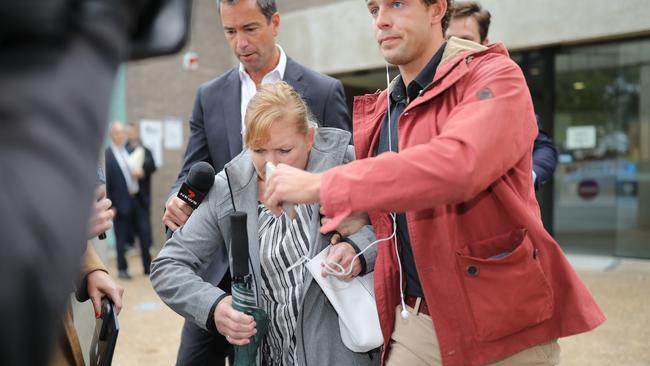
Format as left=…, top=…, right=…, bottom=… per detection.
left=384, top=63, right=409, bottom=319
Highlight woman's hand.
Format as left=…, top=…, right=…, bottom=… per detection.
left=213, top=296, right=256, bottom=346
left=321, top=242, right=362, bottom=282
left=86, top=270, right=124, bottom=318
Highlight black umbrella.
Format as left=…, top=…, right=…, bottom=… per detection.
left=231, top=278, right=269, bottom=366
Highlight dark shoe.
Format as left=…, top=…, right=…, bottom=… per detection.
left=118, top=270, right=132, bottom=279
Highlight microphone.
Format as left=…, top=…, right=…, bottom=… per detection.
left=165, top=162, right=215, bottom=239
left=177, top=161, right=215, bottom=210
left=230, top=212, right=250, bottom=283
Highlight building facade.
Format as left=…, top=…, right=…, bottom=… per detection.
left=122, top=0, right=650, bottom=258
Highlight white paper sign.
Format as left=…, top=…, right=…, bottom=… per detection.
left=164, top=118, right=183, bottom=150
left=140, top=119, right=163, bottom=167
left=566, top=126, right=597, bottom=150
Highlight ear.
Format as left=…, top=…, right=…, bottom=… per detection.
left=306, top=127, right=315, bottom=149
left=430, top=0, right=447, bottom=26
left=271, top=12, right=280, bottom=37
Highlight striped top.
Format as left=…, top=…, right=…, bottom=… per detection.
left=257, top=203, right=314, bottom=365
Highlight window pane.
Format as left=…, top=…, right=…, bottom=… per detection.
left=553, top=39, right=650, bottom=258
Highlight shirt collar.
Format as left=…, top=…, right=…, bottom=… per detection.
left=238, top=44, right=287, bottom=82
left=413, top=42, right=446, bottom=90
left=391, top=42, right=446, bottom=104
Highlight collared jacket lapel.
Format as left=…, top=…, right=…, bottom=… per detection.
left=222, top=69, right=243, bottom=159
left=283, top=57, right=308, bottom=106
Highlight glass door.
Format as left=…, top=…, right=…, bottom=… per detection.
left=553, top=39, right=650, bottom=258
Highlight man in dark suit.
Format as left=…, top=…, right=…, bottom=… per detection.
left=159, top=1, right=351, bottom=365
left=126, top=122, right=156, bottom=275
left=106, top=121, right=145, bottom=280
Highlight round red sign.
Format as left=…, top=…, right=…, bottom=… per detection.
left=578, top=179, right=599, bottom=200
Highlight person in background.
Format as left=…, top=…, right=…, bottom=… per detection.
left=126, top=122, right=156, bottom=275
left=446, top=0, right=558, bottom=189
left=160, top=1, right=352, bottom=364
left=106, top=122, right=150, bottom=279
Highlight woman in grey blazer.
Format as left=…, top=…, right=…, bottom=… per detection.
left=151, top=82, right=379, bottom=366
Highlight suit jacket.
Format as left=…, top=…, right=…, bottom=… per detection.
left=532, top=128, right=558, bottom=189
left=170, top=56, right=351, bottom=194
left=105, top=147, right=133, bottom=217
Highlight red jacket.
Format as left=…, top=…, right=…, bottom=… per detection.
left=320, top=39, right=605, bottom=365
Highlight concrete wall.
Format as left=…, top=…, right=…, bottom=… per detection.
left=125, top=0, right=232, bottom=252
left=278, top=0, right=349, bottom=13
left=278, top=0, right=650, bottom=74
left=278, top=1, right=383, bottom=75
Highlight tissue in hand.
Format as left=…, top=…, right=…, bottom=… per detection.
left=265, top=162, right=296, bottom=219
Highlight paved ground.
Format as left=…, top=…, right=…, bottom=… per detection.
left=72, top=252, right=650, bottom=365
left=558, top=256, right=650, bottom=365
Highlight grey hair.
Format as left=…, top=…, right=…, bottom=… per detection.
left=216, top=0, right=277, bottom=22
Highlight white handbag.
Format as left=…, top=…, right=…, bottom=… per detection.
left=305, top=246, right=383, bottom=353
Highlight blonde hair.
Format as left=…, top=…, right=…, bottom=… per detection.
left=244, top=81, right=314, bottom=149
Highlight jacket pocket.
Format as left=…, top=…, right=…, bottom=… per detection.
left=456, top=228, right=554, bottom=341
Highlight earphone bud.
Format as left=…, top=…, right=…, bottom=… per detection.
left=401, top=307, right=409, bottom=319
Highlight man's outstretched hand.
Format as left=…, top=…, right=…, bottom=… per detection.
left=264, top=164, right=322, bottom=216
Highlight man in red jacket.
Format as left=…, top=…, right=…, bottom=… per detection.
left=265, top=0, right=605, bottom=365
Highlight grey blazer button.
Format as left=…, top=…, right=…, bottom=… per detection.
left=467, top=265, right=478, bottom=277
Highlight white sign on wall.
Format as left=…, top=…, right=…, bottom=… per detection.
left=164, top=118, right=183, bottom=150
left=566, top=126, right=597, bottom=150
left=140, top=119, right=163, bottom=167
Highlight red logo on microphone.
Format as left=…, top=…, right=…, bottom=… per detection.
left=188, top=189, right=196, bottom=199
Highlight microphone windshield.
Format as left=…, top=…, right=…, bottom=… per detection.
left=187, top=162, right=215, bottom=193
left=230, top=212, right=250, bottom=279
left=177, top=162, right=215, bottom=210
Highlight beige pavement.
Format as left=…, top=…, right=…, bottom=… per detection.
left=90, top=254, right=650, bottom=366
left=107, top=255, right=184, bottom=366
left=557, top=256, right=650, bottom=366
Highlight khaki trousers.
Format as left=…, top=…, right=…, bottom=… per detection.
left=385, top=303, right=561, bottom=366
